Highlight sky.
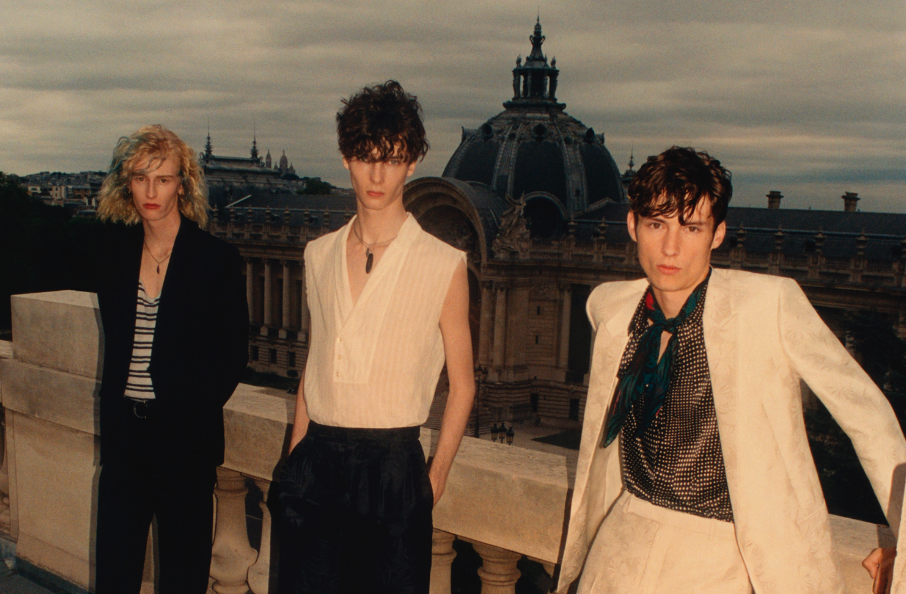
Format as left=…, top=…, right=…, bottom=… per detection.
left=1, top=0, right=903, bottom=212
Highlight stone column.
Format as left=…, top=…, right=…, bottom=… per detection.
left=299, top=269, right=310, bottom=342
left=247, top=478, right=273, bottom=594
left=279, top=260, right=291, bottom=338
left=492, top=283, right=508, bottom=368
left=430, top=530, right=456, bottom=594
left=263, top=260, right=273, bottom=329
left=246, top=259, right=255, bottom=324
left=557, top=283, right=572, bottom=370
left=472, top=541, right=521, bottom=594
left=478, top=281, right=494, bottom=366
left=210, top=468, right=257, bottom=594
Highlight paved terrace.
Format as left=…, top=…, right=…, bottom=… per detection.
left=0, top=291, right=893, bottom=593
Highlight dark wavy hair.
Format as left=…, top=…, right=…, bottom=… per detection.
left=628, top=146, right=732, bottom=228
left=336, top=80, right=428, bottom=163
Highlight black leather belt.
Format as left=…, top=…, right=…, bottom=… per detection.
left=124, top=397, right=157, bottom=419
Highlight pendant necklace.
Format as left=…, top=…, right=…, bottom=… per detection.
left=143, top=241, right=172, bottom=274
left=352, top=222, right=397, bottom=274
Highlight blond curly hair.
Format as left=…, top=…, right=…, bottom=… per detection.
left=97, top=125, right=208, bottom=226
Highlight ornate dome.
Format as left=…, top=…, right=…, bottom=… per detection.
left=442, top=18, right=624, bottom=238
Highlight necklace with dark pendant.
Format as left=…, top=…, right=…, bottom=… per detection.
left=143, top=241, right=172, bottom=274
left=352, top=222, right=397, bottom=274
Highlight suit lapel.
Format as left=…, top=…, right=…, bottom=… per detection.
left=587, top=288, right=645, bottom=449
left=703, top=268, right=741, bottom=495
left=156, top=216, right=193, bottom=324
left=114, top=225, right=144, bottom=345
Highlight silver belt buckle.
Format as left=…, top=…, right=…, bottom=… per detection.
left=132, top=399, right=151, bottom=419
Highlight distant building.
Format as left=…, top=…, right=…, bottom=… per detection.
left=211, top=20, right=906, bottom=429
left=22, top=171, right=104, bottom=214
left=198, top=133, right=337, bottom=214
left=200, top=133, right=285, bottom=186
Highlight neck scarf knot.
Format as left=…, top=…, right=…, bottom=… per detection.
left=601, top=275, right=709, bottom=448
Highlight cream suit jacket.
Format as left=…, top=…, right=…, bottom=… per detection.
left=556, top=268, right=906, bottom=594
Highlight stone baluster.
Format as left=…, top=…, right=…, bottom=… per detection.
left=247, top=478, right=274, bottom=594
left=472, top=541, right=521, bottom=594
left=430, top=530, right=457, bottom=594
left=210, top=468, right=257, bottom=594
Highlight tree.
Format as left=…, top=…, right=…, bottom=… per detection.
left=0, top=172, right=103, bottom=330
left=297, top=178, right=333, bottom=195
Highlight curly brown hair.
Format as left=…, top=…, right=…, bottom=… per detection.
left=628, top=146, right=732, bottom=228
left=97, top=124, right=208, bottom=226
left=336, top=80, right=428, bottom=163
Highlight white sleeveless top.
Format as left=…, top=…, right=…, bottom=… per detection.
left=302, top=214, right=466, bottom=428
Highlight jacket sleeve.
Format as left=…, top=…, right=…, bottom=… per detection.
left=777, top=277, right=906, bottom=536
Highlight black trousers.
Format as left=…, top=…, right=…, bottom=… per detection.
left=95, top=402, right=216, bottom=594
left=277, top=422, right=433, bottom=594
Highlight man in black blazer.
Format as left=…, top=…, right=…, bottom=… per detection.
left=93, top=125, right=248, bottom=594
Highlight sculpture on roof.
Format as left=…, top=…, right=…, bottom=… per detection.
left=492, top=193, right=531, bottom=259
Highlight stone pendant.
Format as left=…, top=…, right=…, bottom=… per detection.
left=365, top=249, right=373, bottom=274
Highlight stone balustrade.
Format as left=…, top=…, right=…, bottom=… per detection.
left=0, top=290, right=895, bottom=593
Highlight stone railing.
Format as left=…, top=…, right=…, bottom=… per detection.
left=0, top=291, right=893, bottom=593
left=0, top=291, right=569, bottom=593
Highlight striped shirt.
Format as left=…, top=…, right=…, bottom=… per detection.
left=124, top=282, right=159, bottom=400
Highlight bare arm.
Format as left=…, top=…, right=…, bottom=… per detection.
left=429, top=260, right=475, bottom=507
left=288, top=372, right=311, bottom=454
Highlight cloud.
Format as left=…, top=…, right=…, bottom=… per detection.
left=1, top=0, right=903, bottom=212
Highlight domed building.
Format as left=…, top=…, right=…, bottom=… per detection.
left=404, top=19, right=631, bottom=426
left=407, top=19, right=629, bottom=262
left=211, top=19, right=906, bottom=432
left=442, top=18, right=624, bottom=238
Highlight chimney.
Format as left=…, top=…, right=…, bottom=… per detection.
left=842, top=192, right=860, bottom=213
left=767, top=190, right=783, bottom=209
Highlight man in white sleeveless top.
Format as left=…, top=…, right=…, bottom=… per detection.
left=277, top=81, right=474, bottom=594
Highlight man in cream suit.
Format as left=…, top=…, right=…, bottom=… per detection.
left=557, top=146, right=906, bottom=594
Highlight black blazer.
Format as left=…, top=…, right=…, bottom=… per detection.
left=95, top=216, right=249, bottom=467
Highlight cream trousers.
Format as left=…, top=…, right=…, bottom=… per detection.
left=577, top=491, right=753, bottom=594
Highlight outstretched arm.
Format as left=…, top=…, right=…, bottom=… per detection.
left=429, top=260, right=475, bottom=507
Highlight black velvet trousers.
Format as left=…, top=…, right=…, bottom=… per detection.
left=95, top=405, right=216, bottom=594
left=277, top=422, right=433, bottom=594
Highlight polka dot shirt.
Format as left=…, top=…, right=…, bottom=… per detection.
left=617, top=283, right=734, bottom=523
